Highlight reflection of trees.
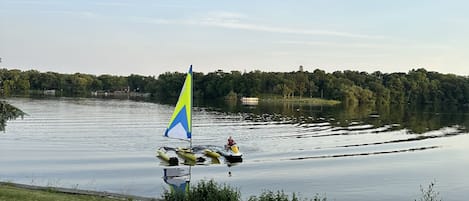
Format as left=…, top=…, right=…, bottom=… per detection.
left=400, top=105, right=469, bottom=134
left=0, top=101, right=25, bottom=131
left=334, top=104, right=469, bottom=134
left=219, top=100, right=469, bottom=134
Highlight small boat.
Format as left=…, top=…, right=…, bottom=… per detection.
left=157, top=65, right=216, bottom=165
left=219, top=144, right=243, bottom=163
left=156, top=65, right=195, bottom=165
left=157, top=65, right=243, bottom=165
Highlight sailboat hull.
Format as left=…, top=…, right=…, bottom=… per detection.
left=157, top=149, right=179, bottom=166
left=204, top=149, right=221, bottom=158
left=176, top=148, right=197, bottom=162
left=157, top=150, right=170, bottom=161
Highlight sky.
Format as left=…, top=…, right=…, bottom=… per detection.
left=1, top=0, right=469, bottom=76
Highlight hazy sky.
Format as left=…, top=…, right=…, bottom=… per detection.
left=1, top=0, right=469, bottom=76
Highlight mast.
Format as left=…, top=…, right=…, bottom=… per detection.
left=190, top=65, right=193, bottom=149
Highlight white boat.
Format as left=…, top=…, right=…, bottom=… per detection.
left=241, top=97, right=259, bottom=105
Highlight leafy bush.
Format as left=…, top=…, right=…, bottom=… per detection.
left=162, top=180, right=240, bottom=201
left=248, top=190, right=327, bottom=201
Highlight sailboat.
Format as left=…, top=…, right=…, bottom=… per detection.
left=156, top=65, right=242, bottom=165
left=157, top=65, right=219, bottom=165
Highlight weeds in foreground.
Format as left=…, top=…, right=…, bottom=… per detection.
left=248, top=191, right=327, bottom=201
left=415, top=181, right=442, bottom=201
left=163, top=180, right=240, bottom=201
left=2, top=178, right=442, bottom=201
left=163, top=180, right=327, bottom=201
left=164, top=180, right=444, bottom=201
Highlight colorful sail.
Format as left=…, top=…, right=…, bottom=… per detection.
left=164, top=65, right=192, bottom=140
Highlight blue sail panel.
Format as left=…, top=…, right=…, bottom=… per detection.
left=164, top=106, right=191, bottom=139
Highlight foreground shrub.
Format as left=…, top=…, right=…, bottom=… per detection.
left=162, top=179, right=240, bottom=201
left=248, top=190, right=327, bottom=201
left=415, top=181, right=442, bottom=201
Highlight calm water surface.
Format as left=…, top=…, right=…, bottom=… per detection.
left=1, top=97, right=468, bottom=200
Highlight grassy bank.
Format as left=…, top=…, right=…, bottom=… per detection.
left=260, top=95, right=341, bottom=106
left=1, top=180, right=442, bottom=201
left=0, top=182, right=157, bottom=201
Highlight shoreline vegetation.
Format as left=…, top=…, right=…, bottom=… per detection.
left=1, top=67, right=468, bottom=107
left=260, top=96, right=341, bottom=106
left=0, top=180, right=442, bottom=201
left=0, top=100, right=25, bottom=131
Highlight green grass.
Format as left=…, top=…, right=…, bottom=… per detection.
left=0, top=184, right=125, bottom=201
left=1, top=180, right=443, bottom=201
left=259, top=95, right=340, bottom=106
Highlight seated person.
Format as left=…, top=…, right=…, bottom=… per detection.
left=226, top=136, right=236, bottom=150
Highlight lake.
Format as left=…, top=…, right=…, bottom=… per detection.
left=1, top=97, right=468, bottom=200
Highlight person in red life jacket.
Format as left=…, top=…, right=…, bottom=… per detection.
left=228, top=136, right=236, bottom=146
left=226, top=136, right=236, bottom=150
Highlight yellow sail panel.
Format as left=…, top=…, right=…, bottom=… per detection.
left=164, top=66, right=192, bottom=140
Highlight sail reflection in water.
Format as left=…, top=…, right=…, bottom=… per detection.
left=163, top=167, right=191, bottom=193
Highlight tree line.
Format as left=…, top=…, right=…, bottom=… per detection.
left=1, top=68, right=468, bottom=106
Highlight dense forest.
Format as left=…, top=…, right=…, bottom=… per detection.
left=0, top=68, right=468, bottom=107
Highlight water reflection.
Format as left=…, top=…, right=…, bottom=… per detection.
left=289, top=145, right=440, bottom=161
left=213, top=100, right=469, bottom=135
left=3, top=97, right=469, bottom=200
left=163, top=167, right=190, bottom=193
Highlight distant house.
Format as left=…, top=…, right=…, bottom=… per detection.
left=43, top=90, right=56, bottom=96
left=241, top=97, right=259, bottom=105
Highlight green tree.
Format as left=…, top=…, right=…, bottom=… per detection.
left=294, top=71, right=308, bottom=98
left=308, top=80, right=317, bottom=98
left=384, top=73, right=406, bottom=104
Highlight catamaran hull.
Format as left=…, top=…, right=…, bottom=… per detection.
left=157, top=150, right=179, bottom=166
left=176, top=150, right=197, bottom=162
left=157, top=150, right=170, bottom=161
left=204, top=149, right=221, bottom=159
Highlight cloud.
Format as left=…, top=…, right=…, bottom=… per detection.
left=40, top=10, right=99, bottom=19
left=3, top=0, right=62, bottom=5
left=92, top=1, right=132, bottom=7
left=130, top=16, right=174, bottom=25
left=132, top=11, right=385, bottom=39
left=277, top=40, right=450, bottom=50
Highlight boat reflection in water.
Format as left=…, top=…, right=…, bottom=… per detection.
left=163, top=167, right=191, bottom=194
